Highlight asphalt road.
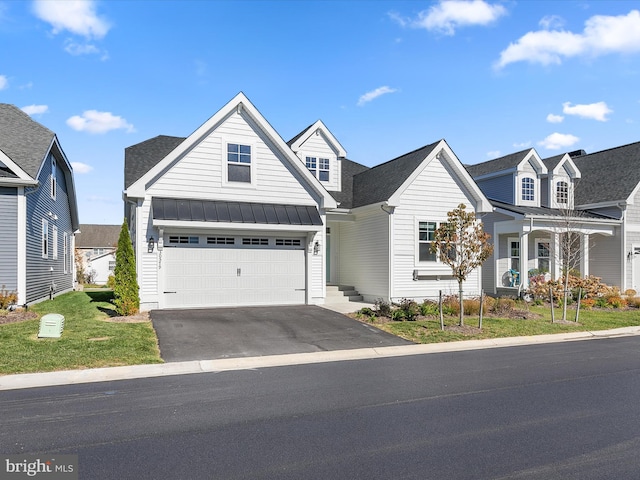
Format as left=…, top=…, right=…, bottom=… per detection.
left=2, top=337, right=640, bottom=479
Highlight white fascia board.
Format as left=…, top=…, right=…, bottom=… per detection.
left=0, top=149, right=34, bottom=181
left=493, top=206, right=524, bottom=219
left=0, top=177, right=38, bottom=187
left=387, top=140, right=493, bottom=213
left=153, top=219, right=323, bottom=232
left=576, top=200, right=627, bottom=210
left=289, top=120, right=347, bottom=157
left=519, top=149, right=547, bottom=175
left=553, top=154, right=581, bottom=179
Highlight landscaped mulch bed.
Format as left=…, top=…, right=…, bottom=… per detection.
left=0, top=310, right=39, bottom=325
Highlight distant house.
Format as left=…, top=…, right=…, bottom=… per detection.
left=75, top=224, right=120, bottom=284
left=465, top=144, right=640, bottom=296
left=0, top=104, right=79, bottom=306
left=123, top=93, right=491, bottom=311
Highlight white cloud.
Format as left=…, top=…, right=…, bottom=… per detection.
left=546, top=113, right=564, bottom=123
left=0, top=74, right=8, bottom=90
left=538, top=133, right=580, bottom=150
left=32, top=0, right=110, bottom=38
left=399, top=0, right=507, bottom=35
left=496, top=10, right=640, bottom=69
left=71, top=162, right=93, bottom=173
left=66, top=110, right=135, bottom=134
left=21, top=104, right=49, bottom=115
left=357, top=86, right=398, bottom=106
left=64, top=39, right=99, bottom=55
left=562, top=101, right=612, bottom=121
left=486, top=150, right=501, bottom=158
left=539, top=15, right=564, bottom=30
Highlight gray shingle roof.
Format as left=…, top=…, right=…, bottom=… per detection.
left=572, top=141, right=640, bottom=206
left=351, top=142, right=440, bottom=208
left=76, top=224, right=121, bottom=248
left=542, top=154, right=565, bottom=171
left=287, top=124, right=314, bottom=147
left=465, top=149, right=531, bottom=178
left=330, top=158, right=369, bottom=209
left=0, top=103, right=54, bottom=178
left=490, top=199, right=618, bottom=220
left=124, top=135, right=185, bottom=189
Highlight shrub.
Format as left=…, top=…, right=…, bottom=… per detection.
left=605, top=294, right=627, bottom=309
left=580, top=298, right=596, bottom=310
left=627, top=297, right=640, bottom=309
left=0, top=285, right=18, bottom=310
left=374, top=298, right=392, bottom=317
left=396, top=298, right=420, bottom=321
left=624, top=289, right=637, bottom=297
left=492, top=297, right=516, bottom=315
left=391, top=309, right=406, bottom=321
left=463, top=298, right=481, bottom=316
left=442, top=295, right=459, bottom=316
left=420, top=300, right=439, bottom=316
left=106, top=275, right=116, bottom=290
left=113, top=220, right=140, bottom=316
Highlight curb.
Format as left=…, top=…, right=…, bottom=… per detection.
left=1, top=326, right=639, bottom=391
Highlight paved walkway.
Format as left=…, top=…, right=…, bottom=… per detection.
left=1, top=326, right=639, bottom=391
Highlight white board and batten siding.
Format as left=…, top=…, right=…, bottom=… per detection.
left=337, top=209, right=390, bottom=302
left=134, top=110, right=326, bottom=310
left=392, top=156, right=481, bottom=300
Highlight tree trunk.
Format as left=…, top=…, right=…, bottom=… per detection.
left=458, top=281, right=464, bottom=326
left=562, top=272, right=570, bottom=322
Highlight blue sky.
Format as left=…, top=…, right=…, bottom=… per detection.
left=2, top=0, right=640, bottom=225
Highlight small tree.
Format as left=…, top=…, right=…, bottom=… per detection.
left=431, top=204, right=494, bottom=326
left=113, top=220, right=139, bottom=316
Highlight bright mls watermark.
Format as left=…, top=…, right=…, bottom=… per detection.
left=0, top=455, right=77, bottom=479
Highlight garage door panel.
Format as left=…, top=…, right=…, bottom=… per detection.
left=163, top=246, right=305, bottom=308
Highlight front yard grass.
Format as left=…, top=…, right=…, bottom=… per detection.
left=0, top=291, right=162, bottom=375
left=356, top=305, right=640, bottom=344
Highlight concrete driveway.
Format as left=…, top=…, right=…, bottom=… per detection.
left=150, top=305, right=413, bottom=362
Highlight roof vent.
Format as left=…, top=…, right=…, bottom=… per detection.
left=568, top=149, right=586, bottom=158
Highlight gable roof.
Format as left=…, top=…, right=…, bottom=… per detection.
left=76, top=224, right=121, bottom=249
left=287, top=120, right=347, bottom=157
left=124, top=92, right=337, bottom=209
left=124, top=135, right=185, bottom=189
left=330, top=158, right=369, bottom=209
left=352, top=142, right=440, bottom=208
left=572, top=141, right=640, bottom=206
left=0, top=104, right=55, bottom=182
left=490, top=199, right=618, bottom=221
left=466, top=148, right=546, bottom=179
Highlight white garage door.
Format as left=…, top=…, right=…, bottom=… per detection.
left=162, top=245, right=306, bottom=308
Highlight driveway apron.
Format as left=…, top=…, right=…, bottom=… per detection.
left=151, top=305, right=412, bottom=362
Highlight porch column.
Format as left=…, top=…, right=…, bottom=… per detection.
left=520, top=231, right=529, bottom=289
left=552, top=233, right=561, bottom=280
left=581, top=234, right=589, bottom=277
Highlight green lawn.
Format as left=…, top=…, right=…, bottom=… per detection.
left=356, top=305, right=640, bottom=344
left=0, top=291, right=162, bottom=375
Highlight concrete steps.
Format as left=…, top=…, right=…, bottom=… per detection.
left=326, top=285, right=364, bottom=303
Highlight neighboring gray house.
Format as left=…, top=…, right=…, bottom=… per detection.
left=75, top=224, right=120, bottom=284
left=465, top=142, right=640, bottom=296
left=123, top=93, right=491, bottom=311
left=0, top=104, right=79, bottom=306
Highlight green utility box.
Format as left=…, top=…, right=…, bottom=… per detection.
left=38, top=313, right=65, bottom=338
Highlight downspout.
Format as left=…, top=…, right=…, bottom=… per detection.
left=381, top=204, right=394, bottom=302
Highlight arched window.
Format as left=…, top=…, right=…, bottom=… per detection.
left=556, top=181, right=568, bottom=204
left=521, top=177, right=535, bottom=201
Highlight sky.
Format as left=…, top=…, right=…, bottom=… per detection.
left=1, top=0, right=640, bottom=225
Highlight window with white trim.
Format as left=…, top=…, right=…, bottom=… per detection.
left=418, top=221, right=438, bottom=262
left=305, top=157, right=316, bottom=177
left=521, top=177, right=534, bottom=202
left=108, top=261, right=116, bottom=271
left=556, top=181, right=568, bottom=204
left=306, top=157, right=330, bottom=182
left=50, top=156, right=57, bottom=200
left=52, top=226, right=58, bottom=260
left=537, top=240, right=550, bottom=273
left=42, top=219, right=49, bottom=258
left=509, top=238, right=520, bottom=285
left=227, top=143, right=251, bottom=183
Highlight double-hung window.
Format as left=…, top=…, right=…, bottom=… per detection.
left=52, top=226, right=58, bottom=260
left=556, top=181, right=568, bottom=204
left=227, top=143, right=251, bottom=183
left=42, top=219, right=49, bottom=258
left=522, top=177, right=534, bottom=202
left=306, top=156, right=330, bottom=182
left=537, top=240, right=550, bottom=273
left=418, top=221, right=437, bottom=262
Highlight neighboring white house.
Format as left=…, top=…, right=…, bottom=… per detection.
left=123, top=93, right=492, bottom=311
left=75, top=224, right=120, bottom=285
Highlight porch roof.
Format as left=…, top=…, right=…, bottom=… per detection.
left=490, top=199, right=619, bottom=221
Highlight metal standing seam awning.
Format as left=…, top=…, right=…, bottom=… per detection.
left=151, top=197, right=323, bottom=228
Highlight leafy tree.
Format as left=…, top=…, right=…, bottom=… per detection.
left=431, top=204, right=494, bottom=326
left=113, top=220, right=139, bottom=316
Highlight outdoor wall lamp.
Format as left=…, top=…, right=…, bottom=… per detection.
left=313, top=241, right=320, bottom=255
left=148, top=236, right=155, bottom=253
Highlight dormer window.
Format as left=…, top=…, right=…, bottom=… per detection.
left=306, top=156, right=330, bottom=182
left=556, top=181, right=568, bottom=204
left=522, top=177, right=535, bottom=202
